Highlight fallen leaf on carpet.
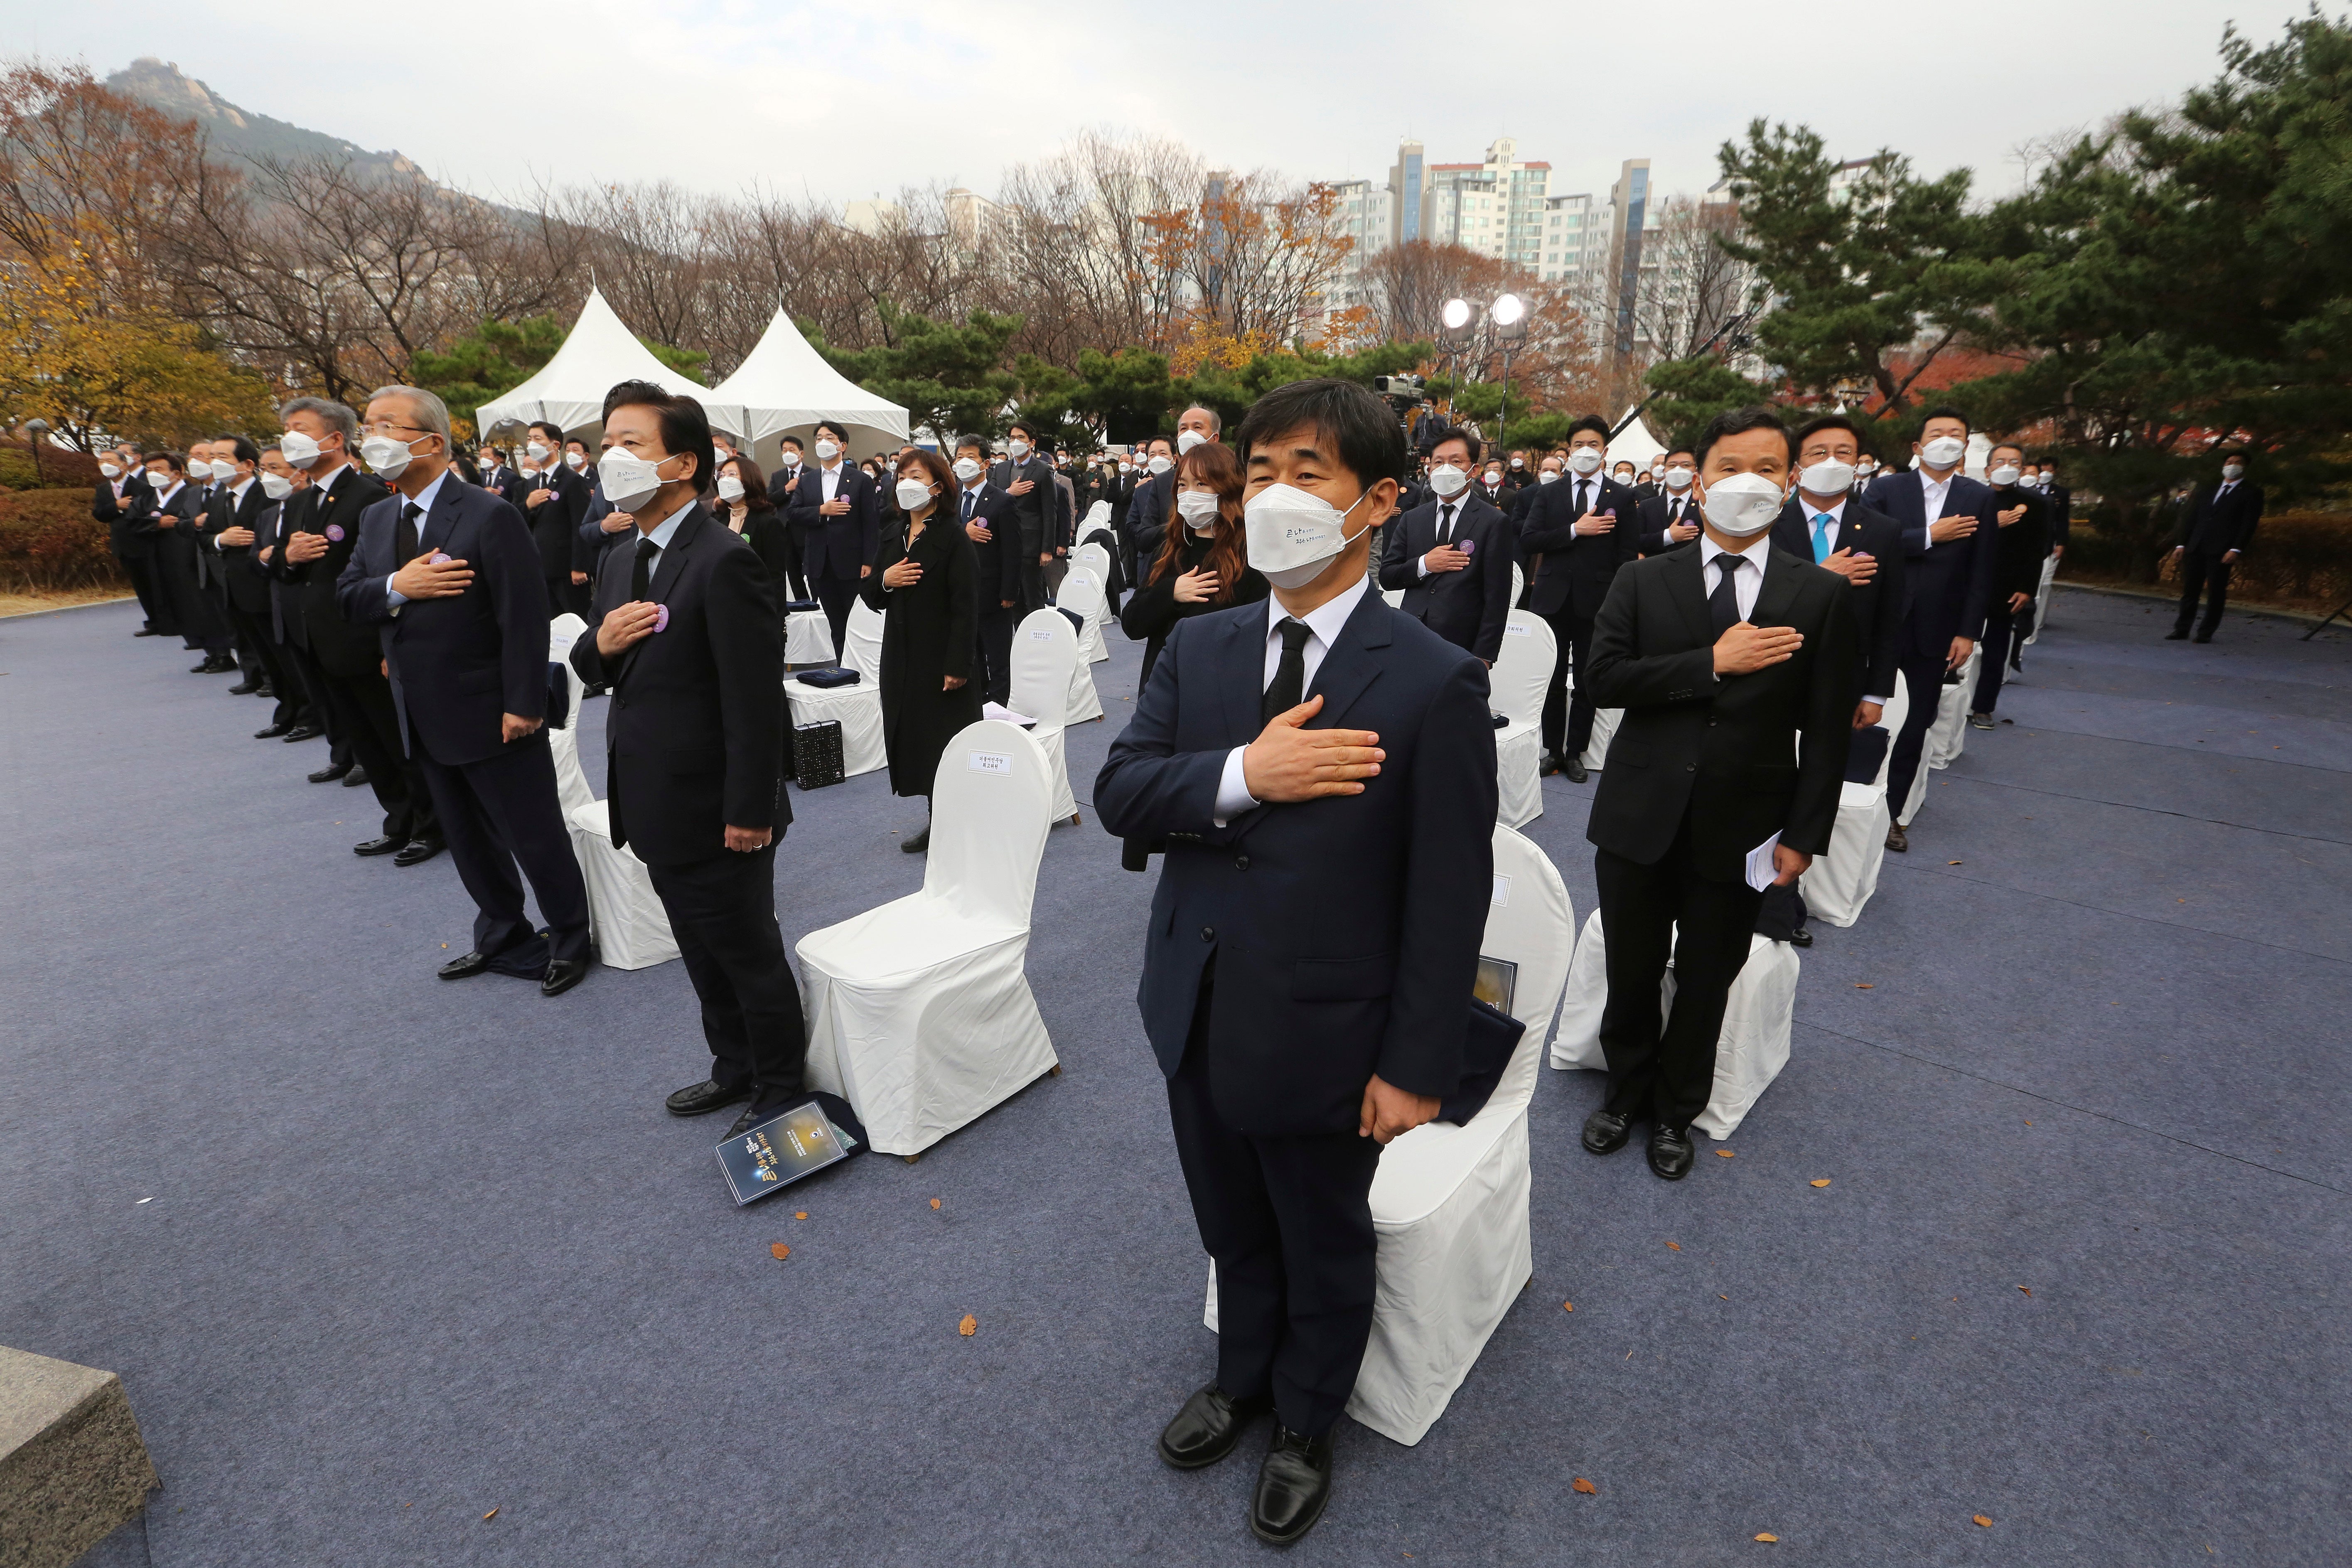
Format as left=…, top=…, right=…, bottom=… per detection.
left=2018, top=1286, right=2031, bottom=1297
left=136, top=1197, right=153, bottom=1204
left=1947, top=860, right=1963, bottom=865
left=1627, top=1350, right=1634, bottom=1359
left=1974, top=1515, right=1993, bottom=1527
left=794, top=1211, right=808, bottom=1220
left=1810, top=1179, right=1832, bottom=1188
left=930, top=1198, right=942, bottom=1210
left=1666, top=1241, right=1681, bottom=1251
left=958, top=1314, right=978, bottom=1337
left=2024, top=1121, right=2031, bottom=1126
left=1755, top=1532, right=1779, bottom=1543
left=1718, top=1150, right=1735, bottom=1157
left=1562, top=1301, right=1573, bottom=1312
left=1854, top=983, right=1874, bottom=989
left=482, top=1509, right=499, bottom=1521
left=1572, top=1477, right=1597, bottom=1495
left=1719, top=1294, right=1729, bottom=1300
left=769, top=1243, right=789, bottom=1260
left=441, top=944, right=448, bottom=950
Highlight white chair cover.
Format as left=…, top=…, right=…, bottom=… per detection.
left=1491, top=610, right=1554, bottom=829
left=1058, top=569, right=1111, bottom=663
left=1801, top=681, right=1907, bottom=927
left=547, top=615, right=597, bottom=821
left=796, top=721, right=1060, bottom=1156
left=1072, top=542, right=1115, bottom=622
left=2023, top=554, right=2059, bottom=646
left=784, top=610, right=836, bottom=667
left=1381, top=587, right=1405, bottom=609
left=1009, top=609, right=1080, bottom=823
left=1509, top=562, right=1524, bottom=607
left=785, top=679, right=887, bottom=779
left=1928, top=649, right=1978, bottom=769
left=1209, top=827, right=1574, bottom=1446
left=546, top=653, right=678, bottom=971
left=842, top=598, right=885, bottom=681
left=1547, top=909, right=1797, bottom=1140
left=1580, top=705, right=1622, bottom=772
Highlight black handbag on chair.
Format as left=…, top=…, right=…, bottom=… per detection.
left=794, top=720, right=845, bottom=789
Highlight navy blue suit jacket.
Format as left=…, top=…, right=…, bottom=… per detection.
left=1863, top=468, right=2000, bottom=657
left=1094, top=586, right=1499, bottom=1136
left=1769, top=495, right=1907, bottom=703
left=784, top=464, right=882, bottom=582
left=336, top=475, right=551, bottom=767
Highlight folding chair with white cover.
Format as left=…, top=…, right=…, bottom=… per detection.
left=1009, top=609, right=1081, bottom=824
left=2023, top=553, right=2059, bottom=647
left=1058, top=568, right=1111, bottom=663
left=797, top=720, right=1061, bottom=1156
left=1902, top=650, right=1979, bottom=825
left=1509, top=562, right=1524, bottom=607
left=1580, top=705, right=1622, bottom=772
left=1800, top=679, right=1907, bottom=928
left=1382, top=587, right=1405, bottom=609
left=1072, top=541, right=1115, bottom=623
left=1207, top=826, right=1574, bottom=1445
left=839, top=598, right=885, bottom=680
left=1490, top=610, right=1554, bottom=829
left=784, top=610, right=836, bottom=667
left=1547, top=909, right=1799, bottom=1139
left=545, top=651, right=679, bottom=971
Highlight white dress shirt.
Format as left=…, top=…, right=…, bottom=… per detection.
left=1211, top=573, right=1372, bottom=823
left=1795, top=495, right=1848, bottom=557
left=1917, top=467, right=1955, bottom=548
left=1698, top=532, right=1767, bottom=623
left=383, top=468, right=454, bottom=611
left=820, top=462, right=843, bottom=503
left=211, top=476, right=257, bottom=548
left=1414, top=496, right=1465, bottom=578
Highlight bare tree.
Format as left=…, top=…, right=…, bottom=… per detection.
left=1627, top=195, right=1756, bottom=364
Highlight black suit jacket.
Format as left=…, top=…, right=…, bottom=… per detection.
left=284, top=466, right=394, bottom=678
left=1519, top=473, right=1640, bottom=620
left=1125, top=468, right=1175, bottom=560
left=198, top=480, right=274, bottom=613
left=93, top=474, right=154, bottom=554
left=987, top=455, right=1058, bottom=554
left=2042, top=483, right=2071, bottom=550
left=1094, top=586, right=1498, bottom=1135
left=336, top=474, right=549, bottom=766
left=257, top=493, right=304, bottom=645
left=1585, top=545, right=1857, bottom=878
left=1863, top=469, right=2000, bottom=657
left=952, top=482, right=1023, bottom=608
left=523, top=464, right=593, bottom=581
left=1376, top=493, right=1516, bottom=661
left=1769, top=496, right=1907, bottom=703
left=784, top=463, right=882, bottom=582
left=569, top=504, right=786, bottom=865
left=2175, top=479, right=2263, bottom=557
left=1986, top=484, right=2052, bottom=603
left=1634, top=490, right=1703, bottom=556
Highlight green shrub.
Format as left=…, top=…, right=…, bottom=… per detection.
left=0, top=489, right=123, bottom=592
left=0, top=441, right=102, bottom=492
left=2063, top=511, right=2352, bottom=609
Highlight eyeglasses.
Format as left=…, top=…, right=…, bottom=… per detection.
left=359, top=421, right=431, bottom=438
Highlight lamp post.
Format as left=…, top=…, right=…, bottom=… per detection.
left=1489, top=294, right=1528, bottom=447
left=22, top=418, right=48, bottom=484
left=1438, top=298, right=1474, bottom=424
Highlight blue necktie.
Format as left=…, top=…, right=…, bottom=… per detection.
left=1811, top=513, right=1835, bottom=563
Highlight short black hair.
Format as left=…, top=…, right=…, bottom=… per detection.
left=149, top=450, right=186, bottom=474
left=1232, top=378, right=1405, bottom=491
left=1793, top=414, right=1863, bottom=452
left=530, top=420, right=565, bottom=445
left=1566, top=413, right=1611, bottom=443
left=1665, top=449, right=1696, bottom=465
left=1918, top=404, right=1971, bottom=436
left=601, top=378, right=715, bottom=494
left=2215, top=445, right=2250, bottom=463
left=954, top=433, right=987, bottom=457
left=211, top=434, right=261, bottom=466
left=1988, top=438, right=2026, bottom=460
left=1695, top=406, right=1795, bottom=469
left=778, top=432, right=804, bottom=451
left=1428, top=429, right=1483, bottom=466
left=1007, top=418, right=1038, bottom=442
left=811, top=420, right=848, bottom=445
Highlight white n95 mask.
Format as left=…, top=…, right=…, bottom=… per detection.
left=951, top=457, right=982, bottom=483
left=1426, top=464, right=1468, bottom=498
left=1175, top=489, right=1221, bottom=531
left=895, top=477, right=934, bottom=512
left=1921, top=435, right=1967, bottom=468
left=813, top=439, right=840, bottom=461
left=1005, top=439, right=1030, bottom=460
left=1988, top=463, right=2021, bottom=487
left=188, top=458, right=218, bottom=481
left=1176, top=430, right=1207, bottom=455
left=279, top=430, right=323, bottom=469
left=359, top=433, right=425, bottom=481
left=598, top=447, right=676, bottom=514
left=1698, top=472, right=1786, bottom=537
left=1537, top=470, right=1558, bottom=484
left=1146, top=453, right=1173, bottom=475
left=1662, top=465, right=1694, bottom=492
left=715, top=474, right=745, bottom=502
left=1244, top=482, right=1374, bottom=590
left=1566, top=449, right=1604, bottom=476
left=99, top=462, right=121, bottom=480
left=1798, top=458, right=1856, bottom=496
left=260, top=472, right=294, bottom=500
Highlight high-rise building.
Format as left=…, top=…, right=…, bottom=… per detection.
left=1536, top=192, right=1599, bottom=283
left=1320, top=177, right=1395, bottom=318
left=1388, top=141, right=1423, bottom=245
left=1601, top=158, right=1653, bottom=361
left=1413, top=138, right=1550, bottom=265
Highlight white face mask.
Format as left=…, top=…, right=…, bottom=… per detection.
left=952, top=457, right=983, bottom=484
left=1662, top=465, right=1695, bottom=492
left=260, top=472, right=293, bottom=500
left=1176, top=430, right=1207, bottom=455
left=1613, top=471, right=1634, bottom=485
left=1538, top=470, right=1559, bottom=484
left=185, top=458, right=215, bottom=481
left=1006, top=439, right=1030, bottom=460
left=1243, top=482, right=1374, bottom=590
left=149, top=468, right=175, bottom=487
left=1988, top=463, right=2021, bottom=487
left=1566, top=448, right=1604, bottom=475
left=1118, top=462, right=1133, bottom=474
left=360, top=433, right=430, bottom=481
left=526, top=442, right=549, bottom=461
left=2221, top=462, right=2245, bottom=482
left=279, top=430, right=324, bottom=469
left=1921, top=435, right=1967, bottom=469
left=1799, top=458, right=1856, bottom=496
left=99, top=462, right=121, bottom=480
left=1856, top=462, right=1878, bottom=479
left=566, top=450, right=587, bottom=468
left=1427, top=464, right=1469, bottom=498
left=1483, top=470, right=1503, bottom=487
left=1146, top=454, right=1173, bottom=475
left=814, top=439, right=841, bottom=462
left=1511, top=458, right=1525, bottom=469
left=1698, top=472, right=1786, bottom=537
left=1176, top=489, right=1221, bottom=531
left=598, top=447, right=681, bottom=514
left=895, top=477, right=934, bottom=512
left=715, top=474, right=745, bottom=502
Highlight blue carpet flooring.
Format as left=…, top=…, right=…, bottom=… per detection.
left=4, top=588, right=2348, bottom=1567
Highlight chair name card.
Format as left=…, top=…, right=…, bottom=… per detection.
left=716, top=1101, right=850, bottom=1206
left=968, top=750, right=1013, bottom=775
left=1491, top=873, right=1512, bottom=907
left=1028, top=627, right=1054, bottom=641
left=1503, top=624, right=1533, bottom=637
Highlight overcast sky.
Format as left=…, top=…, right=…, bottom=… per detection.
left=18, top=0, right=2301, bottom=209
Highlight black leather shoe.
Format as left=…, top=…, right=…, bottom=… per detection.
left=353, top=835, right=403, bottom=857
left=1789, top=924, right=1815, bottom=949
left=341, top=765, right=371, bottom=789
left=901, top=825, right=929, bottom=853
left=727, top=1101, right=781, bottom=1137
left=1647, top=1123, right=1696, bottom=1180
left=1158, top=1384, right=1273, bottom=1470
left=1581, top=1108, right=1633, bottom=1155
left=134, top=627, right=162, bottom=637
left=307, top=762, right=349, bottom=783
left=254, top=721, right=293, bottom=739
left=666, top=1079, right=754, bottom=1118
left=1564, top=760, right=1590, bottom=783
left=227, top=679, right=261, bottom=695
left=2192, top=631, right=2213, bottom=644
left=437, top=949, right=493, bottom=980
left=2163, top=627, right=2189, bottom=640
left=193, top=654, right=239, bottom=674
left=1885, top=823, right=1908, bottom=853
left=392, top=838, right=443, bottom=867
left=541, top=958, right=589, bottom=998
left=283, top=725, right=323, bottom=744
left=1249, top=1425, right=1335, bottom=1546
left=1538, top=750, right=1561, bottom=777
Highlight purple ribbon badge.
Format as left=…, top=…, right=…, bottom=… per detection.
left=1459, top=537, right=1476, bottom=555
left=324, top=524, right=344, bottom=542
left=653, top=604, right=670, bottom=634
left=430, top=552, right=450, bottom=565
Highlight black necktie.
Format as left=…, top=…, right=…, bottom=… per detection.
left=962, top=489, right=976, bottom=523
left=1575, top=479, right=1590, bottom=515
left=1263, top=619, right=1312, bottom=723
left=396, top=501, right=421, bottom=562
left=1669, top=496, right=1682, bottom=523
left=1709, top=554, right=1746, bottom=639
left=631, top=536, right=658, bottom=602
left=1437, top=503, right=1455, bottom=546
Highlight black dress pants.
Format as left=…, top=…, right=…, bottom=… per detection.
left=646, top=843, right=808, bottom=1110
left=157, top=536, right=230, bottom=655
left=1971, top=604, right=2019, bottom=714
left=414, top=728, right=590, bottom=971
left=278, top=633, right=340, bottom=749
left=975, top=603, right=1016, bottom=706
left=317, top=667, right=430, bottom=841
left=117, top=548, right=170, bottom=633
left=224, top=598, right=286, bottom=696
left=1884, top=651, right=1952, bottom=827
left=813, top=570, right=861, bottom=664
left=1166, top=966, right=1382, bottom=1439
left=1017, top=526, right=1048, bottom=616
left=1594, top=813, right=1767, bottom=1133
left=2175, top=552, right=2231, bottom=637
left=1539, top=607, right=1597, bottom=758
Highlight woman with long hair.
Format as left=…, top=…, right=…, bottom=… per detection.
left=714, top=452, right=793, bottom=595
left=1117, top=440, right=1267, bottom=687
left=860, top=447, right=983, bottom=853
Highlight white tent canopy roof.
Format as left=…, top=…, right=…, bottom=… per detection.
left=1607, top=406, right=1666, bottom=471
left=472, top=288, right=709, bottom=440
left=705, top=307, right=909, bottom=471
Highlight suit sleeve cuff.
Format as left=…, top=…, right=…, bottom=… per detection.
left=1211, top=745, right=1257, bottom=827
left=386, top=575, right=407, bottom=611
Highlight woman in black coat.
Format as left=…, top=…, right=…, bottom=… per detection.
left=1118, top=439, right=1266, bottom=687
left=862, top=447, right=983, bottom=852
left=715, top=453, right=794, bottom=600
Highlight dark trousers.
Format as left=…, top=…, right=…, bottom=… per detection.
left=278, top=633, right=338, bottom=746
left=975, top=603, right=1016, bottom=706
left=224, top=597, right=285, bottom=696
left=157, top=538, right=230, bottom=654
left=414, top=729, right=590, bottom=969
left=2175, top=552, right=2232, bottom=637
left=1018, top=527, right=1048, bottom=616
left=1539, top=607, right=1597, bottom=757
left=317, top=667, right=433, bottom=842
left=1883, top=652, right=1951, bottom=828
left=1167, top=967, right=1382, bottom=1438
left=1594, top=814, right=1767, bottom=1131
left=813, top=571, right=860, bottom=665
left=117, top=548, right=171, bottom=633
left=1972, top=605, right=2020, bottom=715
left=646, top=845, right=808, bottom=1110
left=546, top=573, right=590, bottom=621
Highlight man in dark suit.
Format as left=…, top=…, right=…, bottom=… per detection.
left=1772, top=415, right=1906, bottom=750
left=245, top=446, right=317, bottom=740
left=94, top=445, right=169, bottom=637
left=1968, top=441, right=2052, bottom=725
left=1862, top=406, right=2000, bottom=851
left=337, top=384, right=589, bottom=995
left=1517, top=413, right=1640, bottom=781
left=951, top=434, right=1024, bottom=703
left=763, top=433, right=812, bottom=600
left=1376, top=429, right=1514, bottom=664
left=1582, top=406, right=1856, bottom=1180
left=988, top=417, right=1059, bottom=616
left=278, top=397, right=433, bottom=844
left=2168, top=447, right=2263, bottom=643
left=785, top=418, right=879, bottom=655
left=1096, top=379, right=1496, bottom=1548
left=568, top=383, right=802, bottom=1131
left=1125, top=437, right=1177, bottom=565
left=195, top=436, right=285, bottom=700
left=475, top=445, right=526, bottom=509
left=518, top=419, right=593, bottom=619
left=1634, top=447, right=1703, bottom=555
left=136, top=451, right=238, bottom=672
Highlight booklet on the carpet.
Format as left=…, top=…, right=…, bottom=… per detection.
left=716, top=1101, right=851, bottom=1206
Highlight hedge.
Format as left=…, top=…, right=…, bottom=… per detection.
left=0, top=490, right=125, bottom=593
left=0, top=440, right=102, bottom=492
left=2062, top=510, right=2352, bottom=611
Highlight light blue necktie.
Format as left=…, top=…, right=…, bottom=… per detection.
left=1811, top=513, right=1835, bottom=563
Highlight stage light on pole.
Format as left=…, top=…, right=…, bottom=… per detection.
left=1440, top=297, right=1473, bottom=332
left=1491, top=293, right=1527, bottom=334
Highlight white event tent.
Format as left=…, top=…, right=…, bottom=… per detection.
left=473, top=287, right=711, bottom=440
left=705, top=307, right=909, bottom=471
left=1606, top=406, right=1666, bottom=472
